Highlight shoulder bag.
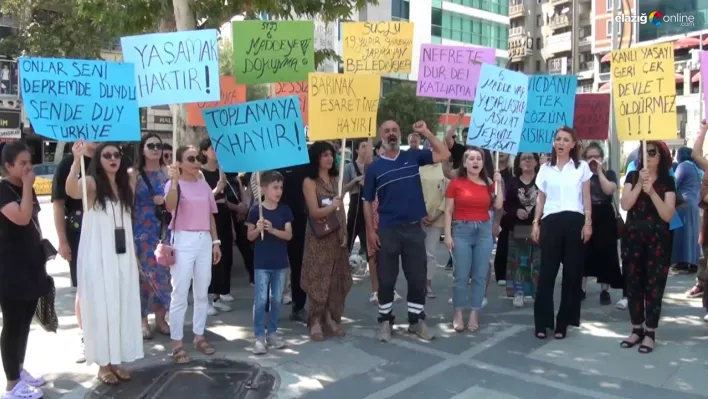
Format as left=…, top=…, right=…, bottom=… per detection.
left=140, top=169, right=172, bottom=226
left=512, top=224, right=533, bottom=241
left=308, top=178, right=341, bottom=238
left=155, top=183, right=180, bottom=267
left=611, top=196, right=626, bottom=238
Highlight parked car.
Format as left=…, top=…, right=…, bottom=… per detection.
left=33, top=163, right=57, bottom=196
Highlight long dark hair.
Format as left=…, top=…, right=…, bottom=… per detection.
left=136, top=133, right=164, bottom=170
left=550, top=126, right=581, bottom=168
left=633, top=141, right=672, bottom=185
left=88, top=143, right=134, bottom=215
left=512, top=152, right=540, bottom=177
left=457, top=147, right=493, bottom=203
left=197, top=137, right=211, bottom=165
left=306, top=141, right=338, bottom=180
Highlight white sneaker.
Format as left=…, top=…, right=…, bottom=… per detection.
left=3, top=381, right=43, bottom=399
left=220, top=294, right=235, bottom=302
left=253, top=339, right=267, bottom=355
left=616, top=297, right=628, bottom=310
left=19, top=370, right=44, bottom=387
left=76, top=338, right=86, bottom=364
left=282, top=294, right=293, bottom=305
left=497, top=280, right=506, bottom=286
left=369, top=292, right=379, bottom=303
left=207, top=304, right=219, bottom=316
left=703, top=313, right=708, bottom=322
left=448, top=297, right=453, bottom=304
left=393, top=291, right=403, bottom=302
left=266, top=333, right=285, bottom=349
left=213, top=299, right=231, bottom=312
left=482, top=297, right=488, bottom=308
left=513, top=293, right=524, bottom=308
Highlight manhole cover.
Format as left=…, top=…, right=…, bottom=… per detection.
left=85, top=359, right=278, bottom=399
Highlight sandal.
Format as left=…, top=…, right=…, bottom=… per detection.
left=309, top=324, right=325, bottom=342
left=171, top=346, right=190, bottom=364
left=97, top=369, right=119, bottom=385
left=156, top=322, right=170, bottom=336
left=194, top=339, right=215, bottom=355
left=142, top=325, right=153, bottom=340
left=110, top=366, right=132, bottom=381
left=535, top=327, right=547, bottom=339
left=324, top=322, right=345, bottom=338
left=554, top=325, right=567, bottom=340
left=620, top=327, right=645, bottom=349
left=638, top=330, right=655, bottom=354
left=467, top=312, right=480, bottom=333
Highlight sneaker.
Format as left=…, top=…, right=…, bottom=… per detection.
left=3, top=381, right=42, bottom=399
left=703, top=313, right=708, bottom=322
left=408, top=320, right=435, bottom=341
left=220, top=294, right=235, bottom=302
left=686, top=285, right=704, bottom=298
left=369, top=291, right=379, bottom=303
left=76, top=338, right=86, bottom=364
left=600, top=290, right=611, bottom=305
left=376, top=322, right=392, bottom=342
left=426, top=287, right=437, bottom=298
left=19, top=370, right=44, bottom=388
left=253, top=339, right=267, bottom=355
left=513, top=293, right=524, bottom=308
left=393, top=291, right=403, bottom=302
left=497, top=280, right=506, bottom=286
left=266, top=334, right=285, bottom=349
left=482, top=297, right=488, bottom=308
left=616, top=297, right=628, bottom=310
left=290, top=309, right=307, bottom=323
left=282, top=294, right=293, bottom=305
left=213, top=299, right=231, bottom=312
left=207, top=304, right=219, bottom=316
left=448, top=297, right=453, bottom=304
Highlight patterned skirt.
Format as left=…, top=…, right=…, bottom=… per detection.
left=505, top=236, right=540, bottom=298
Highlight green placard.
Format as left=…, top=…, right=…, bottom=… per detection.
left=233, top=20, right=315, bottom=85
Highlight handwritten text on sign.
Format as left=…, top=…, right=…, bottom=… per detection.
left=308, top=73, right=381, bottom=141
left=275, top=82, right=308, bottom=126
left=467, top=65, right=528, bottom=155
left=232, top=21, right=315, bottom=85
left=121, top=29, right=220, bottom=107
left=573, top=93, right=610, bottom=140
left=19, top=57, right=140, bottom=142
left=416, top=44, right=495, bottom=101
left=611, top=42, right=677, bottom=141
left=186, top=76, right=246, bottom=126
left=520, top=75, right=577, bottom=153
left=342, top=22, right=414, bottom=74
left=202, top=96, right=308, bottom=173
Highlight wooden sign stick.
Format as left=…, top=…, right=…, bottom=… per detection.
left=337, top=138, right=346, bottom=210
left=80, top=156, right=88, bottom=213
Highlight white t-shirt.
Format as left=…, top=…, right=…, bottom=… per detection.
left=536, top=160, right=592, bottom=218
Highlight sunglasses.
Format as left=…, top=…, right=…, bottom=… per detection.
left=101, top=151, right=122, bottom=161
left=146, top=142, right=163, bottom=151
left=646, top=149, right=658, bottom=157
left=182, top=155, right=197, bottom=163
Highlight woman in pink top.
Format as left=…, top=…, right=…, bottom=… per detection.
left=164, top=145, right=221, bottom=363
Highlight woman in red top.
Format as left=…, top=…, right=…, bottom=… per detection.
left=444, top=147, right=503, bottom=332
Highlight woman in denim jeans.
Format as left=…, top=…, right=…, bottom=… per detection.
left=444, top=148, right=503, bottom=332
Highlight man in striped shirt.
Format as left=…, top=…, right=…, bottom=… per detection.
left=363, top=120, right=451, bottom=342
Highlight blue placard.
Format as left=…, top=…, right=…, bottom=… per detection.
left=203, top=96, right=308, bottom=173
left=19, top=57, right=140, bottom=142
left=467, top=65, right=528, bottom=155
left=121, top=29, right=220, bottom=107
left=519, top=75, right=577, bottom=153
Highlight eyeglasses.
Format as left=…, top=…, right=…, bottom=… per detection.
left=182, top=155, right=197, bottom=163
left=101, top=151, right=122, bottom=161
left=146, top=143, right=163, bottom=151
left=647, top=149, right=658, bottom=157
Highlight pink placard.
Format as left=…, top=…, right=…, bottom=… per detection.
left=573, top=93, right=610, bottom=140
left=416, top=44, right=495, bottom=101
left=702, top=51, right=708, bottom=120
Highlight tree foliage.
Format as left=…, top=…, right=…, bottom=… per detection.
left=377, top=83, right=439, bottom=143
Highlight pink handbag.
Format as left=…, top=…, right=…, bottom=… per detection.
left=154, top=183, right=180, bottom=267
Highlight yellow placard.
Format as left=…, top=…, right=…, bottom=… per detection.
left=611, top=42, right=677, bottom=141
left=342, top=22, right=414, bottom=74
left=307, top=73, right=381, bottom=141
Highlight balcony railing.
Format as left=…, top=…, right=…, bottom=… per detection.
left=548, top=15, right=570, bottom=29
left=550, top=0, right=571, bottom=5
left=579, top=60, right=594, bottom=71
left=544, top=32, right=572, bottom=54
left=509, top=26, right=524, bottom=37
left=509, top=46, right=533, bottom=60
left=578, top=35, right=592, bottom=47
left=509, top=4, right=524, bottom=18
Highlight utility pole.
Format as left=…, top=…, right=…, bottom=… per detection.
left=608, top=0, right=621, bottom=178
left=571, top=0, right=578, bottom=75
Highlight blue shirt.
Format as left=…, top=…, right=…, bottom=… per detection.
left=363, top=149, right=434, bottom=228
left=246, top=203, right=293, bottom=270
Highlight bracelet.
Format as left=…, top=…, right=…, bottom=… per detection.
left=212, top=239, right=221, bottom=246
left=532, top=219, right=539, bottom=225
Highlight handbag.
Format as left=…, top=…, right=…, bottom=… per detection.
left=140, top=169, right=172, bottom=226
left=512, top=224, right=533, bottom=240
left=8, top=183, right=57, bottom=262
left=34, top=275, right=58, bottom=333
left=155, top=183, right=180, bottom=267
left=309, top=211, right=340, bottom=238
left=611, top=197, right=626, bottom=238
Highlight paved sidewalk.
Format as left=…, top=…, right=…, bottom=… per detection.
left=3, top=205, right=708, bottom=398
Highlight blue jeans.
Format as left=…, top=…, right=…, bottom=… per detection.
left=452, top=220, right=494, bottom=311
left=253, top=268, right=287, bottom=338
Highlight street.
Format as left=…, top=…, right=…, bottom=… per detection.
left=3, top=199, right=708, bottom=399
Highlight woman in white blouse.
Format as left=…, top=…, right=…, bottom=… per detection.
left=531, top=127, right=592, bottom=340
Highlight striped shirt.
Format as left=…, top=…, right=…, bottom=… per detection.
left=363, top=149, right=434, bottom=228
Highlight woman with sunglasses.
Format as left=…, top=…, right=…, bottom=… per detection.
left=66, top=141, right=143, bottom=385
left=164, top=145, right=222, bottom=363
left=133, top=134, right=171, bottom=340
left=620, top=141, right=676, bottom=354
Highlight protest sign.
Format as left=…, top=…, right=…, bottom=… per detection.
left=202, top=96, right=308, bottom=172
left=573, top=93, right=610, bottom=140
left=232, top=21, right=315, bottom=85
left=416, top=44, right=495, bottom=101
left=19, top=57, right=140, bottom=142
left=519, top=75, right=577, bottom=153
left=342, top=22, right=414, bottom=74
left=611, top=42, right=677, bottom=141
left=467, top=65, right=528, bottom=155
left=275, top=81, right=308, bottom=126
left=308, top=73, right=381, bottom=141
left=121, top=29, right=220, bottom=107
left=186, top=76, right=246, bottom=126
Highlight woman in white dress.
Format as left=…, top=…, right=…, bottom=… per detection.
left=66, top=140, right=143, bottom=385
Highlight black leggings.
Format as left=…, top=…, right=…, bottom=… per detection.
left=0, top=298, right=37, bottom=381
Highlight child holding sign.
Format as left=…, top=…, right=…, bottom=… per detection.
left=246, top=171, right=293, bottom=355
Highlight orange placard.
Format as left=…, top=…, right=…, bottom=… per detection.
left=187, top=76, right=246, bottom=126
left=274, top=81, right=308, bottom=126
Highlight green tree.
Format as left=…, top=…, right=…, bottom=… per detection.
left=377, top=83, right=438, bottom=143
